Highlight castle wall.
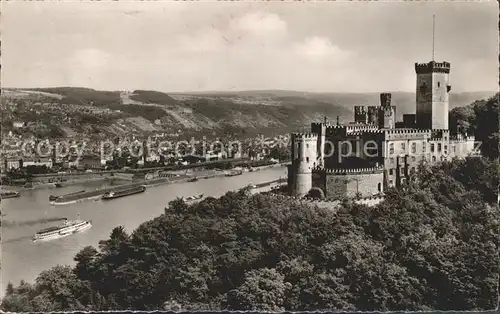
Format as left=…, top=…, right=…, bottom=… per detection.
left=450, top=136, right=476, bottom=158
left=312, top=170, right=326, bottom=193
left=322, top=169, right=384, bottom=199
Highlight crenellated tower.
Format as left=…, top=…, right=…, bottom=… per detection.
left=378, top=93, right=396, bottom=129
left=354, top=106, right=368, bottom=124
left=288, top=132, right=318, bottom=197
left=415, top=61, right=451, bottom=130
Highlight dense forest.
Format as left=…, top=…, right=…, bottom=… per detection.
left=2, top=155, right=498, bottom=312
left=2, top=93, right=498, bottom=311
left=449, top=93, right=499, bottom=158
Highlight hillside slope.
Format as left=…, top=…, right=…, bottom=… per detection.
left=2, top=88, right=495, bottom=139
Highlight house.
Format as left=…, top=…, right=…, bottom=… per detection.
left=78, top=155, right=102, bottom=170
left=3, top=158, right=21, bottom=171
left=21, top=157, right=53, bottom=169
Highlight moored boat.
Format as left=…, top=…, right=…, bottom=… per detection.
left=102, top=185, right=146, bottom=200
left=1, top=191, right=20, bottom=199
left=225, top=170, right=243, bottom=177
left=33, top=218, right=92, bottom=242
left=187, top=177, right=199, bottom=182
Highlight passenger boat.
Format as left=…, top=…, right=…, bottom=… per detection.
left=33, top=217, right=92, bottom=242
left=102, top=185, right=146, bottom=200
left=54, top=183, right=63, bottom=188
left=187, top=177, right=199, bottom=182
left=182, top=193, right=204, bottom=203
left=1, top=191, right=20, bottom=199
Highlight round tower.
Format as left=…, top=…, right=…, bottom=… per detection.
left=290, top=133, right=318, bottom=197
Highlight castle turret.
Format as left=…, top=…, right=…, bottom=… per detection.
left=367, top=106, right=379, bottom=125
left=380, top=93, right=392, bottom=108
left=289, top=132, right=318, bottom=197
left=378, top=93, right=395, bottom=129
left=354, top=106, right=368, bottom=124
left=415, top=61, right=451, bottom=130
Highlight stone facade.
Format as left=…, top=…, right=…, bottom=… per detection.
left=316, top=168, right=384, bottom=199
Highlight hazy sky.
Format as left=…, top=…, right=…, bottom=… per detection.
left=2, top=1, right=498, bottom=93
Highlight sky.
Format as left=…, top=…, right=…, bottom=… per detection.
left=1, top=1, right=498, bottom=93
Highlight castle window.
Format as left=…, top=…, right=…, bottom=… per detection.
left=306, top=157, right=309, bottom=163
left=437, top=82, right=440, bottom=88
left=452, top=146, right=456, bottom=153
left=401, top=142, right=405, bottom=150
left=389, top=169, right=393, bottom=175
left=411, top=143, right=416, bottom=154
left=390, top=158, right=394, bottom=164
left=437, top=143, right=442, bottom=152
left=389, top=180, right=393, bottom=185
left=431, top=144, right=435, bottom=153
left=401, top=168, right=404, bottom=175
left=306, top=144, right=309, bottom=148
left=389, top=143, right=394, bottom=155
left=422, top=143, right=426, bottom=152
left=378, top=183, right=382, bottom=192
left=432, top=156, right=436, bottom=162
left=410, top=167, right=416, bottom=174
left=411, top=156, right=416, bottom=162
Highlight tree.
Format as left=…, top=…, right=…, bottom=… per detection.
left=226, top=268, right=290, bottom=311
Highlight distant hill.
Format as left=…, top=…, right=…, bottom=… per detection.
left=2, top=87, right=495, bottom=138
left=173, top=90, right=497, bottom=120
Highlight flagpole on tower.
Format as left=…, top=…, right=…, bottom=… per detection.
left=432, top=14, right=435, bottom=61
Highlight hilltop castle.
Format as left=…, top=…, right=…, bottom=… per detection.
left=288, top=61, right=477, bottom=199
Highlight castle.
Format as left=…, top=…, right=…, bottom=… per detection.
left=288, top=60, right=477, bottom=199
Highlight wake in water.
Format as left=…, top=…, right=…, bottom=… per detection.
left=2, top=217, right=67, bottom=228
left=1, top=235, right=33, bottom=244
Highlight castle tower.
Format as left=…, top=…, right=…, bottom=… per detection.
left=378, top=93, right=396, bottom=129
left=367, top=106, right=379, bottom=125
left=354, top=106, right=368, bottom=124
left=289, top=133, right=318, bottom=197
left=415, top=61, right=451, bottom=130
left=311, top=120, right=326, bottom=167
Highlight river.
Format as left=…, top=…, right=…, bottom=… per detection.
left=1, top=166, right=287, bottom=296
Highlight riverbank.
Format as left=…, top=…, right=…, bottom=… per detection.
left=5, top=177, right=113, bottom=193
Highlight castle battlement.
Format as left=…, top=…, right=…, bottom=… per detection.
left=291, top=132, right=317, bottom=139
left=354, top=105, right=367, bottom=113
left=450, top=134, right=475, bottom=142
left=415, top=61, right=451, bottom=74
left=313, top=166, right=384, bottom=175
left=346, top=124, right=380, bottom=132
left=384, top=128, right=431, bottom=135
left=349, top=129, right=385, bottom=136
left=325, top=124, right=347, bottom=130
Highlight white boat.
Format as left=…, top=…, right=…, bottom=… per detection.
left=33, top=217, right=92, bottom=242
left=181, top=193, right=204, bottom=203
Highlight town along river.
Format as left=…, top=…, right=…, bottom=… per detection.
left=1, top=166, right=288, bottom=296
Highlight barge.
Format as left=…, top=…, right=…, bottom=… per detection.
left=102, top=185, right=146, bottom=200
